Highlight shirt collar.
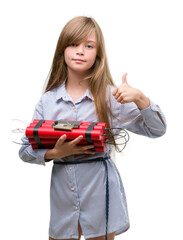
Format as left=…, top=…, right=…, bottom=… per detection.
left=81, top=88, right=94, bottom=102
left=56, top=81, right=94, bottom=102
left=56, top=82, right=69, bottom=102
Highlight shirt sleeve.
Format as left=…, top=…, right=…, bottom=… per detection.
left=139, top=99, right=167, bottom=137
left=19, top=98, right=47, bottom=166
left=116, top=99, right=167, bottom=138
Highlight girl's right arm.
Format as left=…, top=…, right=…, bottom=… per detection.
left=19, top=99, right=48, bottom=165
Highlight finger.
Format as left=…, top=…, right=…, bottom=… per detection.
left=80, top=145, right=95, bottom=151
left=57, top=134, right=67, bottom=145
left=83, top=150, right=95, bottom=155
left=122, top=72, right=128, bottom=84
left=114, top=91, right=121, bottom=100
left=112, top=87, right=118, bottom=96
left=120, top=95, right=129, bottom=104
left=74, top=144, right=95, bottom=153
left=70, top=135, right=84, bottom=146
left=75, top=148, right=95, bottom=155
left=116, top=95, right=124, bottom=103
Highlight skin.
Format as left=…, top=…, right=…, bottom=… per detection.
left=64, top=32, right=97, bottom=102
left=64, top=33, right=97, bottom=76
left=112, top=72, right=150, bottom=110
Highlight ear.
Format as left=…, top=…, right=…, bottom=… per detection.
left=122, top=73, right=128, bottom=84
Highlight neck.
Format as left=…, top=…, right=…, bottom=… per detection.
left=66, top=69, right=89, bottom=90
left=65, top=69, right=90, bottom=102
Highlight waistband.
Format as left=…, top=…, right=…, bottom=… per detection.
left=53, top=156, right=109, bottom=165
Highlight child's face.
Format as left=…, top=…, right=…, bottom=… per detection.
left=64, top=32, right=97, bottom=75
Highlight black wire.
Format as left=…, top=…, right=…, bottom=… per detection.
left=102, top=128, right=130, bottom=152
left=12, top=141, right=31, bottom=146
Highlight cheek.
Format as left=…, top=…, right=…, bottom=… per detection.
left=64, top=48, right=71, bottom=64
left=90, top=52, right=97, bottom=65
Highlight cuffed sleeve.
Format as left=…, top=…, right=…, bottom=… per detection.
left=19, top=134, right=47, bottom=165
left=19, top=97, right=48, bottom=166
left=121, top=99, right=167, bottom=138
left=139, top=99, right=166, bottom=137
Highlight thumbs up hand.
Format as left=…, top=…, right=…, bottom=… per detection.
left=112, top=73, right=150, bottom=109
left=112, top=73, right=138, bottom=104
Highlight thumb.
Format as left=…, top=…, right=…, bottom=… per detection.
left=122, top=72, right=128, bottom=84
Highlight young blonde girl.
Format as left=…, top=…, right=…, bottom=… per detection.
left=19, top=16, right=166, bottom=240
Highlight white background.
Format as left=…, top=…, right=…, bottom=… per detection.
left=1, top=0, right=183, bottom=239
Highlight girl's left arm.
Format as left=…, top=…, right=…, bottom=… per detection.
left=112, top=73, right=166, bottom=138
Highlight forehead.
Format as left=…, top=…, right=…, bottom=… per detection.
left=84, top=32, right=96, bottom=42
left=72, top=31, right=97, bottom=45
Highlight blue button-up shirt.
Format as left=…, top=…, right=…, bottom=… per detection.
left=19, top=82, right=166, bottom=239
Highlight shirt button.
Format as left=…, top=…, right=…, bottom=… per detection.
left=71, top=187, right=75, bottom=191
left=75, top=206, right=79, bottom=210
left=69, top=167, right=72, bottom=171
left=72, top=105, right=76, bottom=110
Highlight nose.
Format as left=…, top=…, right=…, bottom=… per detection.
left=76, top=44, right=84, bottom=55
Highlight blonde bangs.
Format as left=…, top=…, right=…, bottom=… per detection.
left=62, top=16, right=97, bottom=48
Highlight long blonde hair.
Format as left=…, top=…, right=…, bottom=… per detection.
left=45, top=16, right=115, bottom=128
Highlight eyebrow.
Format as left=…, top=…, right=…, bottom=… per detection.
left=86, top=40, right=97, bottom=45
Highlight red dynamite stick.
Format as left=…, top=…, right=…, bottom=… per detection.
left=28, top=138, right=105, bottom=146
left=26, top=121, right=106, bottom=133
left=26, top=127, right=104, bottom=140
left=28, top=121, right=106, bottom=130
left=27, top=124, right=106, bottom=132
left=31, top=143, right=106, bottom=152
left=32, top=119, right=107, bottom=128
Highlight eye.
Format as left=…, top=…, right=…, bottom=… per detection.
left=86, top=45, right=93, bottom=49
left=70, top=43, right=77, bottom=47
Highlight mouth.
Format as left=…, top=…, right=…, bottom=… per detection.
left=73, top=59, right=86, bottom=63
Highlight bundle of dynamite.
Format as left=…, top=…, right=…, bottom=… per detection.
left=25, top=119, right=107, bottom=152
